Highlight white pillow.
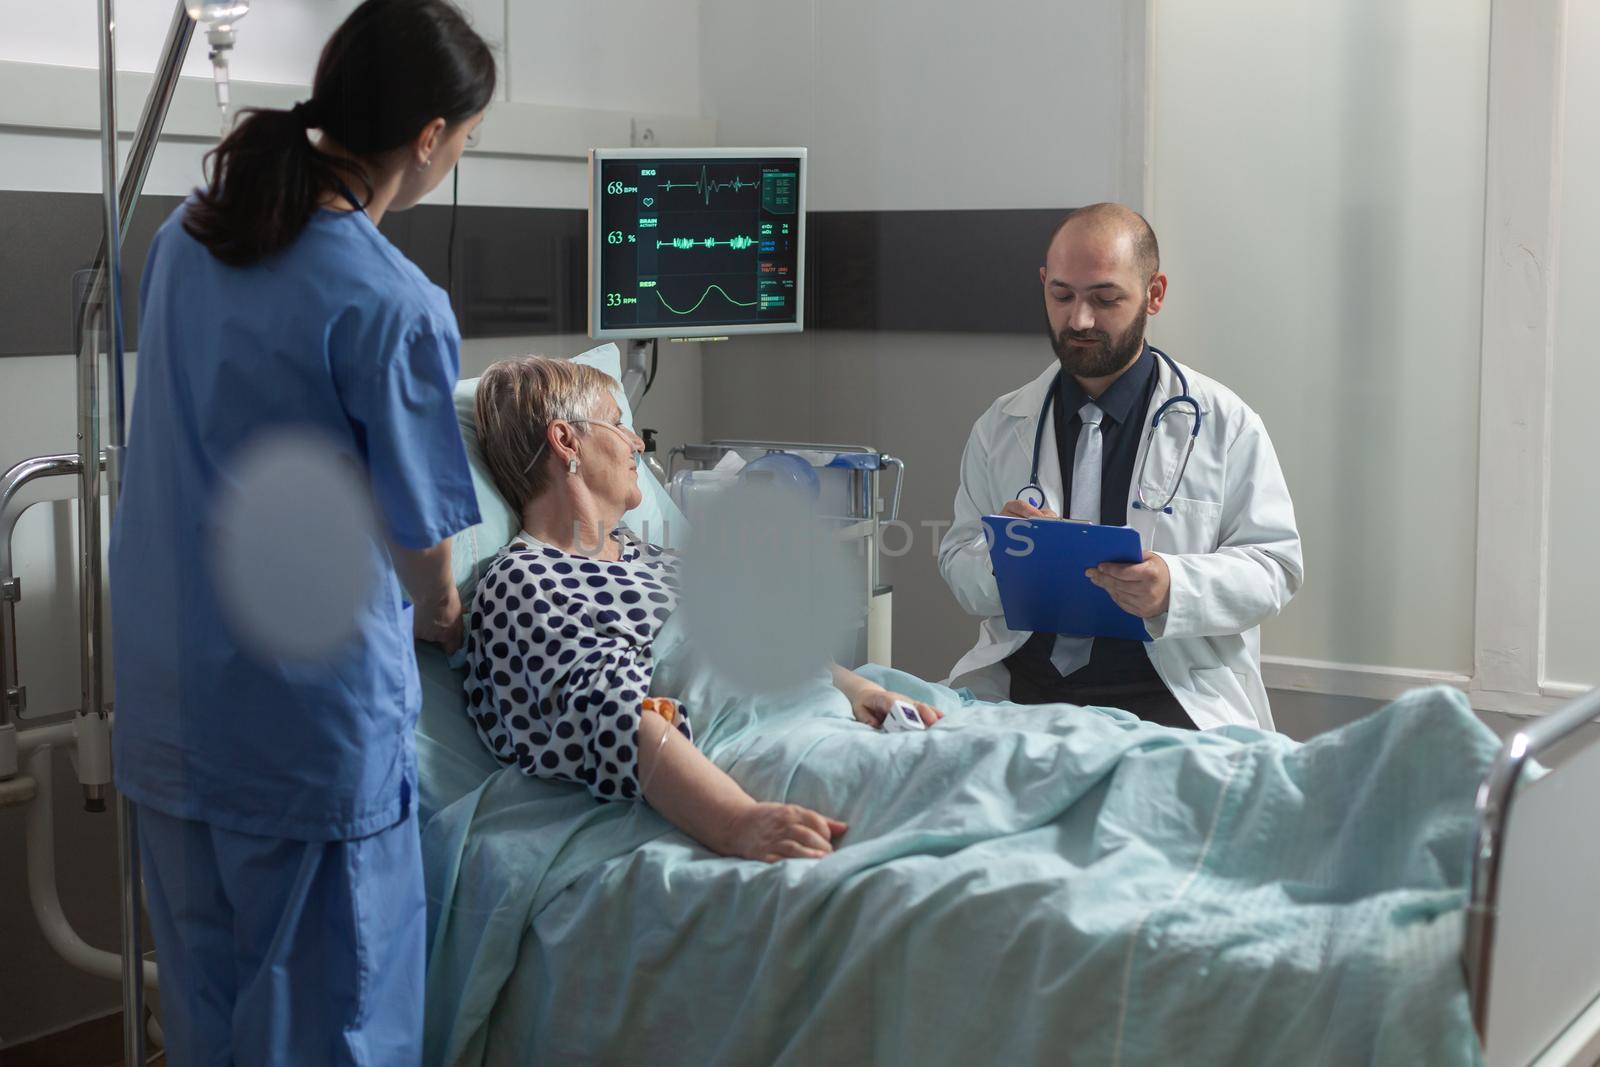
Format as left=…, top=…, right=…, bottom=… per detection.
left=449, top=342, right=689, bottom=598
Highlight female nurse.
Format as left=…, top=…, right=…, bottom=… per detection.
left=107, top=1, right=494, bottom=1063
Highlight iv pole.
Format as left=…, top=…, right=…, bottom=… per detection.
left=80, top=3, right=198, bottom=1063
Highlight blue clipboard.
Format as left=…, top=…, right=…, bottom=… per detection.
left=981, top=515, right=1149, bottom=640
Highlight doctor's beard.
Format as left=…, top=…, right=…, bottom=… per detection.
left=1050, top=306, right=1148, bottom=378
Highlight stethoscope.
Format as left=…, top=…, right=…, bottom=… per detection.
left=332, top=176, right=368, bottom=215
left=1016, top=346, right=1202, bottom=516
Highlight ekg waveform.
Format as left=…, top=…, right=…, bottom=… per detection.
left=654, top=284, right=758, bottom=315
left=656, top=235, right=757, bottom=251
left=660, top=166, right=758, bottom=206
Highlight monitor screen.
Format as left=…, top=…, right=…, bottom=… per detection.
left=588, top=148, right=806, bottom=339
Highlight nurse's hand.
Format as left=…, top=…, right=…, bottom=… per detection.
left=1088, top=551, right=1171, bottom=619
left=414, top=584, right=465, bottom=654
left=999, top=500, right=1059, bottom=520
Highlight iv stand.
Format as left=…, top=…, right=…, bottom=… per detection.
left=79, top=3, right=198, bottom=1063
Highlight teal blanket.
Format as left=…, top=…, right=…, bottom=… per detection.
left=417, top=632, right=1494, bottom=1066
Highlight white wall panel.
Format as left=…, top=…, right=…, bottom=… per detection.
left=508, top=0, right=701, bottom=117
left=701, top=0, right=1134, bottom=212
left=1546, top=0, right=1600, bottom=691
left=1149, top=0, right=1489, bottom=674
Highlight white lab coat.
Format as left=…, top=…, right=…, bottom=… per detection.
left=938, top=354, right=1303, bottom=730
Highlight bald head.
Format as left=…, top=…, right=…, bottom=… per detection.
left=1039, top=202, right=1168, bottom=381
left=1046, top=203, right=1160, bottom=281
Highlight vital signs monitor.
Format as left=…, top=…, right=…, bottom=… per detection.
left=588, top=147, right=807, bottom=339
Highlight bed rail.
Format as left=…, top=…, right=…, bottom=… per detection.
left=0, top=453, right=97, bottom=740
left=1466, top=685, right=1600, bottom=1053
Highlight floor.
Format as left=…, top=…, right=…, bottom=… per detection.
left=0, top=1011, right=163, bottom=1067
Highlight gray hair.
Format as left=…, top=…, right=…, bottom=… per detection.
left=474, top=356, right=617, bottom=512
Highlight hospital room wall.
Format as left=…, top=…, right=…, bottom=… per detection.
left=0, top=0, right=706, bottom=734
left=1147, top=0, right=1488, bottom=680
left=1150, top=0, right=1597, bottom=703
left=0, top=1, right=707, bottom=1050
left=691, top=0, right=1395, bottom=735
left=696, top=0, right=1143, bottom=690
left=694, top=0, right=1594, bottom=732
left=0, top=0, right=707, bottom=726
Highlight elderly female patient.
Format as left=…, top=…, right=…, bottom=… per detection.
left=463, top=356, right=936, bottom=863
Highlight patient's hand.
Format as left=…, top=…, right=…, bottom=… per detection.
left=720, top=802, right=848, bottom=863
left=851, top=687, right=943, bottom=729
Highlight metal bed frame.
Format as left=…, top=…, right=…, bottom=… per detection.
left=0, top=4, right=1597, bottom=1064
left=1465, top=686, right=1600, bottom=1066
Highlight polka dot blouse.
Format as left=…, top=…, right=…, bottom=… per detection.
left=462, top=535, right=691, bottom=801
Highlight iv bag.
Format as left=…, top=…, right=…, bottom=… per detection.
left=186, top=1, right=251, bottom=132
left=185, top=1, right=250, bottom=28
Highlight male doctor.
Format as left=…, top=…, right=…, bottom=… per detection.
left=938, top=203, right=1302, bottom=730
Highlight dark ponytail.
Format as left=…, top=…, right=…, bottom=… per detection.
left=185, top=0, right=496, bottom=266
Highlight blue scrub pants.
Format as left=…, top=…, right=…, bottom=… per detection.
left=138, top=804, right=425, bottom=1067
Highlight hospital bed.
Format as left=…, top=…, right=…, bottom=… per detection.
left=404, top=571, right=1600, bottom=1066
left=407, top=373, right=1600, bottom=1063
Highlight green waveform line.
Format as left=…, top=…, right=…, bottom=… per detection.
left=660, top=166, right=758, bottom=206
left=654, top=284, right=757, bottom=315
left=655, top=235, right=757, bottom=251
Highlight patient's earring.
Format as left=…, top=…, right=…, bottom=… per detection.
left=568, top=457, right=580, bottom=475
left=418, top=156, right=432, bottom=172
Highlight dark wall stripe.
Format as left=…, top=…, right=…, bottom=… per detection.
left=806, top=208, right=1064, bottom=333
left=0, top=191, right=1067, bottom=357
left=2, top=193, right=179, bottom=358
left=377, top=202, right=588, bottom=337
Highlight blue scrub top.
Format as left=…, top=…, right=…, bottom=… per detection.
left=110, top=201, right=481, bottom=842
